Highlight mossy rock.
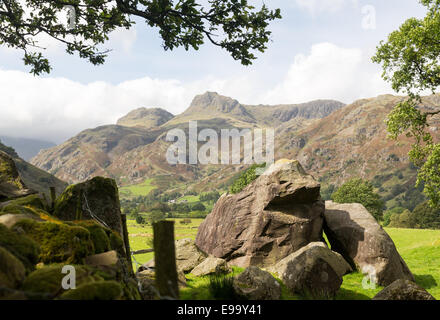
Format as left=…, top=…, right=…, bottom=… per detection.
left=74, top=220, right=111, bottom=254
left=0, top=224, right=40, bottom=272
left=122, top=278, right=142, bottom=300
left=0, top=151, right=34, bottom=201
left=109, top=230, right=124, bottom=254
left=12, top=219, right=94, bottom=264
left=0, top=204, right=40, bottom=216
left=1, top=194, right=48, bottom=212
left=58, top=280, right=123, bottom=300
left=53, top=177, right=123, bottom=235
left=21, top=264, right=102, bottom=300
left=0, top=246, right=26, bottom=289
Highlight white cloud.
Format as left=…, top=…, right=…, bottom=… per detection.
left=0, top=69, right=257, bottom=143
left=262, top=42, right=392, bottom=104
left=295, top=0, right=359, bottom=14
left=0, top=42, right=393, bottom=144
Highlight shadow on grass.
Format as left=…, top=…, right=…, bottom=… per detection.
left=415, top=274, right=437, bottom=289
left=334, top=288, right=372, bottom=300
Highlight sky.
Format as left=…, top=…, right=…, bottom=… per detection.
left=0, top=0, right=429, bottom=143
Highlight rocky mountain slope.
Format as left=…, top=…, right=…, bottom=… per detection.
left=0, top=141, right=67, bottom=197
left=31, top=92, right=344, bottom=185
left=29, top=91, right=440, bottom=210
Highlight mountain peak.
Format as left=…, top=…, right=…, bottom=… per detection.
left=188, top=92, right=240, bottom=112
left=116, top=107, right=174, bottom=128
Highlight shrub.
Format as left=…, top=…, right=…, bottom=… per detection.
left=229, top=163, right=266, bottom=194
left=332, top=178, right=384, bottom=221
left=135, top=215, right=145, bottom=225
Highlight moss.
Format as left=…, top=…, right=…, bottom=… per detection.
left=122, top=278, right=142, bottom=300
left=21, top=264, right=102, bottom=300
left=2, top=194, right=48, bottom=211
left=0, top=224, right=40, bottom=272
left=13, top=219, right=94, bottom=264
left=0, top=151, right=22, bottom=188
left=0, top=246, right=26, bottom=289
left=0, top=204, right=38, bottom=216
left=53, top=177, right=123, bottom=236
left=58, top=280, right=123, bottom=300
left=109, top=230, right=124, bottom=254
left=74, top=220, right=111, bottom=254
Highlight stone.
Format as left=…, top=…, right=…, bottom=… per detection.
left=137, top=268, right=186, bottom=300
left=196, top=159, right=324, bottom=268
left=175, top=238, right=207, bottom=273
left=0, top=213, right=42, bottom=228
left=0, top=246, right=26, bottom=289
left=233, top=266, right=281, bottom=300
left=323, top=201, right=414, bottom=286
left=268, top=242, right=351, bottom=298
left=53, top=176, right=123, bottom=235
left=59, top=280, right=123, bottom=300
left=373, top=279, right=436, bottom=300
left=85, top=250, right=119, bottom=266
left=191, top=256, right=231, bottom=277
left=137, top=270, right=158, bottom=300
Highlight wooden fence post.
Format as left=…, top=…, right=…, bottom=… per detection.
left=153, top=220, right=179, bottom=299
left=120, top=213, right=134, bottom=276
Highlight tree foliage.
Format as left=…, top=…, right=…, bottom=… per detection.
left=331, top=178, right=384, bottom=221
left=372, top=0, right=440, bottom=207
left=229, top=162, right=266, bottom=194
left=386, top=201, right=440, bottom=229
left=0, top=0, right=281, bottom=75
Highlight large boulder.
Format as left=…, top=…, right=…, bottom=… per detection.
left=191, top=256, right=230, bottom=277
left=233, top=266, right=281, bottom=300
left=268, top=242, right=351, bottom=298
left=195, top=160, right=324, bottom=268
left=373, top=279, right=436, bottom=300
left=175, top=238, right=207, bottom=273
left=0, top=151, right=35, bottom=202
left=53, top=177, right=123, bottom=235
left=323, top=201, right=414, bottom=286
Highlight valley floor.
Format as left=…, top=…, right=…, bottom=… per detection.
left=127, top=220, right=440, bottom=300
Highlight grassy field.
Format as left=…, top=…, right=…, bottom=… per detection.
left=119, top=178, right=156, bottom=198
left=128, top=218, right=203, bottom=270
left=127, top=219, right=440, bottom=300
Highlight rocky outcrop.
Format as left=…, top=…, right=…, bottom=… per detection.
left=195, top=159, right=325, bottom=268
left=0, top=151, right=35, bottom=201
left=268, top=242, right=351, bottom=298
left=233, top=266, right=281, bottom=300
left=54, top=177, right=124, bottom=235
left=191, top=257, right=230, bottom=277
left=373, top=280, right=436, bottom=300
left=323, top=201, right=414, bottom=286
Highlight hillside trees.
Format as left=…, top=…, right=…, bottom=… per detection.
left=373, top=0, right=440, bottom=207
left=0, top=0, right=281, bottom=75
left=385, top=201, right=440, bottom=229
left=331, top=178, right=384, bottom=221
